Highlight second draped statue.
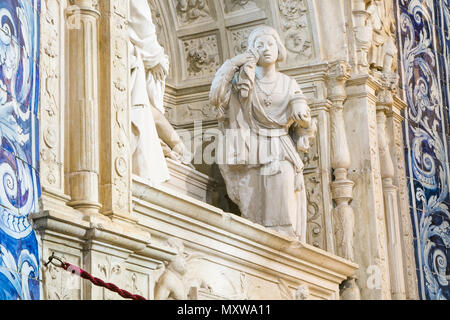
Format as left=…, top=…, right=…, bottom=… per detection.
left=210, top=25, right=317, bottom=241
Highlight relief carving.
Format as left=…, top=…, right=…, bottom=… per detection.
left=97, top=256, right=124, bottom=300
left=278, top=0, right=313, bottom=63
left=184, top=36, right=220, bottom=78
left=43, top=252, right=81, bottom=300
left=366, top=0, right=397, bottom=73
left=176, top=0, right=211, bottom=24
left=224, top=0, right=257, bottom=13
left=230, top=26, right=258, bottom=56
left=154, top=238, right=212, bottom=300
left=40, top=0, right=63, bottom=190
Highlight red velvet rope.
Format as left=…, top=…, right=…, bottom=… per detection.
left=62, top=262, right=147, bottom=301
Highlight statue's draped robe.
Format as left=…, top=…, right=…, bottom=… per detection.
left=210, top=60, right=311, bottom=241
left=129, top=0, right=170, bottom=185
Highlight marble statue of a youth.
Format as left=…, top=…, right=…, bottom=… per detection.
left=210, top=26, right=317, bottom=241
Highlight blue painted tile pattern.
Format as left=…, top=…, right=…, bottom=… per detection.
left=0, top=0, right=40, bottom=300
left=397, top=0, right=450, bottom=300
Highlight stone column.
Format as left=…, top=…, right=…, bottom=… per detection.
left=327, top=61, right=360, bottom=300
left=66, top=0, right=101, bottom=216
left=376, top=73, right=406, bottom=300
left=98, top=0, right=134, bottom=223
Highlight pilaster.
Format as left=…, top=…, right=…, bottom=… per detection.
left=345, top=74, right=392, bottom=299
left=39, top=0, right=71, bottom=212
left=375, top=72, right=406, bottom=299
left=98, top=0, right=135, bottom=223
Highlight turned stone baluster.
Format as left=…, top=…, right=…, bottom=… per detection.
left=376, top=73, right=406, bottom=300
left=66, top=0, right=101, bottom=216
left=327, top=61, right=360, bottom=300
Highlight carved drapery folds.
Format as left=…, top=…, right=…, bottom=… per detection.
left=327, top=61, right=360, bottom=300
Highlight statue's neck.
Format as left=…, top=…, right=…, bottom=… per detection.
left=256, top=64, right=277, bottom=82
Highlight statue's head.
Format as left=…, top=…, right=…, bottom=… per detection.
left=248, top=26, right=287, bottom=66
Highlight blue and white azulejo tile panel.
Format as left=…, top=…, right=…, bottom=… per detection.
left=397, top=0, right=450, bottom=300
left=0, top=0, right=40, bottom=300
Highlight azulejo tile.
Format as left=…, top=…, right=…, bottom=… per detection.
left=0, top=0, right=40, bottom=301
left=399, top=0, right=450, bottom=300
left=16, top=157, right=40, bottom=218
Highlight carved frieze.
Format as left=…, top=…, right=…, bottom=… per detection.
left=167, top=102, right=218, bottom=126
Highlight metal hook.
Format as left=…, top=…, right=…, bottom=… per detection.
left=45, top=253, right=65, bottom=268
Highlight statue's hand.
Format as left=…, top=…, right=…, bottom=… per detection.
left=292, top=105, right=311, bottom=127
left=230, top=49, right=259, bottom=67
left=149, top=63, right=168, bottom=81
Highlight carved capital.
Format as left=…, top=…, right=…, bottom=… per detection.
left=376, top=71, right=399, bottom=110
left=327, top=61, right=351, bottom=104
left=67, top=0, right=100, bottom=18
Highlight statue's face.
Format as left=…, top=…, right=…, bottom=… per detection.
left=254, top=35, right=278, bottom=67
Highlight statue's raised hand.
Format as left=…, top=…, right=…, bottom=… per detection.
left=230, top=48, right=259, bottom=68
